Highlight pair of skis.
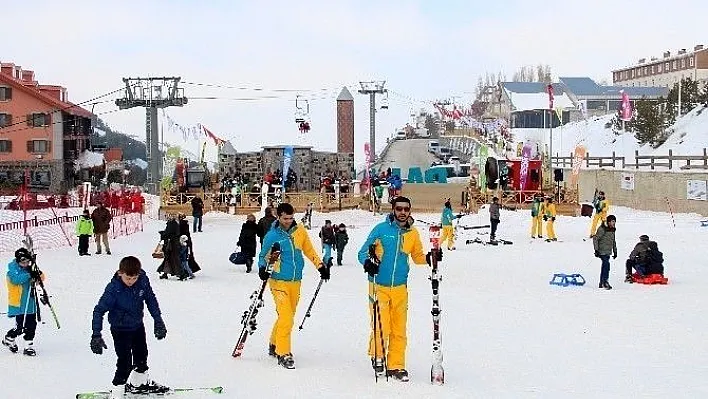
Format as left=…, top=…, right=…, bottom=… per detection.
left=427, top=225, right=445, bottom=385
left=76, top=386, right=223, bottom=398
left=22, top=234, right=61, bottom=329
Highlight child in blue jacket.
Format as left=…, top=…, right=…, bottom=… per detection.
left=91, top=256, right=169, bottom=398
left=2, top=247, right=44, bottom=356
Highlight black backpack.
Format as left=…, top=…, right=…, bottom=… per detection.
left=645, top=243, right=663, bottom=264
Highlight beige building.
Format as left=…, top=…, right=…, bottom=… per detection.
left=612, top=44, right=708, bottom=87
left=228, top=145, right=354, bottom=191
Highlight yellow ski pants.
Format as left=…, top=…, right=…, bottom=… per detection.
left=268, top=279, right=302, bottom=356
left=368, top=283, right=408, bottom=370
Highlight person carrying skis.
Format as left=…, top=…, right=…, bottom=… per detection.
left=91, top=256, right=168, bottom=399
left=593, top=214, right=617, bottom=290
left=530, top=193, right=544, bottom=239
left=589, top=191, right=609, bottom=238
left=439, top=198, right=456, bottom=250
left=543, top=196, right=557, bottom=242
left=357, top=196, right=432, bottom=382
left=319, top=220, right=335, bottom=267
left=258, top=202, right=329, bottom=369
left=2, top=248, right=44, bottom=356
left=489, top=197, right=501, bottom=241
left=76, top=208, right=95, bottom=256
left=334, top=223, right=349, bottom=266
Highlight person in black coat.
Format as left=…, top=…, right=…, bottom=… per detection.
left=157, top=215, right=183, bottom=279
left=236, top=214, right=259, bottom=273
left=256, top=206, right=276, bottom=245
left=191, top=196, right=204, bottom=233
left=178, top=213, right=201, bottom=274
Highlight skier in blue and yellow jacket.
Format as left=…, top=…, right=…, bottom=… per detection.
left=440, top=199, right=456, bottom=250
left=258, top=202, right=328, bottom=370
left=358, top=196, right=432, bottom=382
left=3, top=248, right=45, bottom=356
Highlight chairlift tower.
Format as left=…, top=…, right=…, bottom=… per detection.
left=115, top=77, right=187, bottom=194
left=358, top=81, right=387, bottom=162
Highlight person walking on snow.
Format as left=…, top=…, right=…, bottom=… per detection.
left=593, top=214, right=617, bottom=290
left=91, top=256, right=168, bottom=399
left=334, top=223, right=349, bottom=266
left=489, top=197, right=501, bottom=241
left=2, top=248, right=45, bottom=356
left=543, top=196, right=557, bottom=242
left=319, top=220, right=335, bottom=267
left=190, top=196, right=204, bottom=233
left=589, top=190, right=609, bottom=238
left=358, top=196, right=432, bottom=382
left=258, top=203, right=330, bottom=369
left=178, top=235, right=194, bottom=280
left=77, top=209, right=95, bottom=256
left=236, top=214, right=259, bottom=273
left=439, top=199, right=456, bottom=250
left=92, top=201, right=113, bottom=255
left=257, top=206, right=277, bottom=245
left=530, top=193, right=544, bottom=239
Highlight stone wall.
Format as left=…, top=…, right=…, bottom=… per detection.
left=577, top=168, right=708, bottom=216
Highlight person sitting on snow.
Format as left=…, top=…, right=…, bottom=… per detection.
left=625, top=234, right=664, bottom=282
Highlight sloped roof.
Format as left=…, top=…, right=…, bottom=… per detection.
left=220, top=140, right=237, bottom=156
left=559, top=77, right=668, bottom=98
left=336, top=86, right=354, bottom=101
left=0, top=71, right=92, bottom=118
left=500, top=82, right=567, bottom=95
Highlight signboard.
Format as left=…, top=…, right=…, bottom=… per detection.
left=687, top=180, right=707, bottom=201
left=620, top=173, right=635, bottom=191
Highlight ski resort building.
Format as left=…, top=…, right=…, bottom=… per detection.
left=0, top=61, right=93, bottom=192
left=612, top=44, right=708, bottom=87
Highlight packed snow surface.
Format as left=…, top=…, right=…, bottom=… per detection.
left=0, top=207, right=706, bottom=398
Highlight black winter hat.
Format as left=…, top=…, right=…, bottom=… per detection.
left=15, top=248, right=31, bottom=262
left=606, top=214, right=617, bottom=222
left=639, top=234, right=649, bottom=241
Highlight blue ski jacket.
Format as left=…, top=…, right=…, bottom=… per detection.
left=441, top=207, right=455, bottom=226
left=358, top=215, right=427, bottom=287
left=259, top=221, right=323, bottom=282
left=92, top=270, right=163, bottom=335
left=6, top=260, right=38, bottom=317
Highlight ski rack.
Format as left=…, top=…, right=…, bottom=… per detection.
left=549, top=273, right=586, bottom=287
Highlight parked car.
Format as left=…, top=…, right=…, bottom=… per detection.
left=428, top=141, right=440, bottom=154
left=395, top=131, right=407, bottom=140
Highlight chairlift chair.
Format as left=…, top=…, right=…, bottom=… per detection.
left=295, top=95, right=309, bottom=124
left=380, top=91, right=389, bottom=110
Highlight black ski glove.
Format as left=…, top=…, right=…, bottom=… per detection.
left=318, top=264, right=330, bottom=281
left=258, top=267, right=271, bottom=281
left=90, top=335, right=107, bottom=355
left=154, top=320, right=167, bottom=340
left=363, top=259, right=379, bottom=277
left=594, top=250, right=600, bottom=258
left=426, top=250, right=443, bottom=265
left=612, top=253, right=617, bottom=259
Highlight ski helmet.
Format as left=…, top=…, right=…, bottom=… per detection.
left=15, top=248, right=32, bottom=263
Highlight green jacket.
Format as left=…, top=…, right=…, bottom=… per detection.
left=592, top=223, right=617, bottom=256
left=531, top=199, right=542, bottom=217
left=76, top=217, right=94, bottom=236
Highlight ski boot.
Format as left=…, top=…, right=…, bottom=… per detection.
left=371, top=358, right=385, bottom=376
left=2, top=336, right=18, bottom=353
left=624, top=274, right=634, bottom=283
left=386, top=369, right=410, bottom=382
left=22, top=340, right=36, bottom=356
left=126, top=370, right=170, bottom=394
left=277, top=353, right=296, bottom=369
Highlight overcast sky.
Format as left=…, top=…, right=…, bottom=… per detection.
left=3, top=0, right=706, bottom=165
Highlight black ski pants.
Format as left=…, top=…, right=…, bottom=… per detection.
left=78, top=234, right=90, bottom=255
left=111, top=325, right=149, bottom=386
left=6, top=313, right=37, bottom=341
left=490, top=218, right=500, bottom=238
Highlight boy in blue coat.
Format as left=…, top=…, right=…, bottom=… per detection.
left=91, top=256, right=168, bottom=399
left=2, top=248, right=44, bottom=356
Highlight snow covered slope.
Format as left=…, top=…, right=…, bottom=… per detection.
left=0, top=208, right=706, bottom=398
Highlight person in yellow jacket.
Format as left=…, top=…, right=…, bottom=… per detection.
left=589, top=191, right=609, bottom=238
left=258, top=202, right=328, bottom=370
left=543, top=196, right=557, bottom=242
left=358, top=196, right=430, bottom=382
left=530, top=193, right=545, bottom=239
left=76, top=208, right=94, bottom=256
left=439, top=198, right=456, bottom=250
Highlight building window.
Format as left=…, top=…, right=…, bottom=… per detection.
left=0, top=87, right=11, bottom=101
left=27, top=140, right=51, bottom=153
left=690, top=57, right=694, bottom=67
left=631, top=69, right=635, bottom=78
left=665, top=62, right=669, bottom=71
left=672, top=61, right=676, bottom=70
left=0, top=113, right=11, bottom=128
left=681, top=58, right=686, bottom=68
left=26, top=113, right=50, bottom=128
left=0, top=140, right=11, bottom=153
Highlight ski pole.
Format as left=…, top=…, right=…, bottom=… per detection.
left=298, top=278, right=324, bottom=330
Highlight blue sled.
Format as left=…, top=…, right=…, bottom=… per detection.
left=549, top=273, right=586, bottom=287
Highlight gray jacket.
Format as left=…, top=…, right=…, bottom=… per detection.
left=489, top=203, right=500, bottom=220
left=593, top=223, right=617, bottom=256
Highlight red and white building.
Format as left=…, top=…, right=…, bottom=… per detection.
left=0, top=61, right=93, bottom=191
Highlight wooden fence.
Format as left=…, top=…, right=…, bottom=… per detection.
left=552, top=148, right=708, bottom=170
